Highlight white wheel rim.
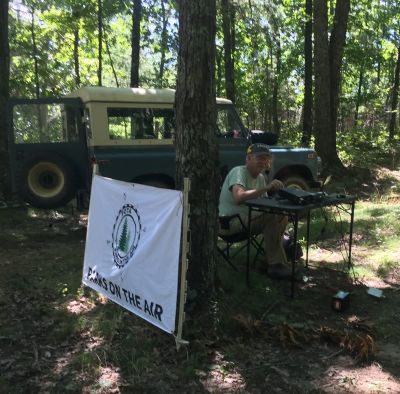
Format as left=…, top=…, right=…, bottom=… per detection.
left=27, top=162, right=65, bottom=198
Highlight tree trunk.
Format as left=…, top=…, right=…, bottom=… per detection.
left=30, top=7, right=45, bottom=142
left=272, top=35, right=281, bottom=136
left=30, top=8, right=40, bottom=99
left=313, top=0, right=331, bottom=167
left=0, top=0, right=10, bottom=200
left=354, top=63, right=364, bottom=126
left=313, top=0, right=348, bottom=173
left=104, top=30, right=120, bottom=87
left=175, top=0, right=218, bottom=312
left=389, top=45, right=400, bottom=140
left=301, top=0, right=313, bottom=146
left=130, top=0, right=142, bottom=88
left=263, top=50, right=272, bottom=131
left=221, top=0, right=235, bottom=102
left=216, top=46, right=223, bottom=96
left=73, top=27, right=81, bottom=87
left=97, top=0, right=103, bottom=86
left=328, top=0, right=350, bottom=163
left=158, top=0, right=168, bottom=87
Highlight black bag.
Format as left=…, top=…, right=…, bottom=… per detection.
left=283, top=233, right=303, bottom=261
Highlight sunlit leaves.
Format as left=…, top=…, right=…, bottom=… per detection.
left=7, top=0, right=400, bottom=143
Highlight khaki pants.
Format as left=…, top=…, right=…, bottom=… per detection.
left=219, top=213, right=288, bottom=265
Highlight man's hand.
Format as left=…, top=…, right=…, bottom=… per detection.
left=232, top=184, right=268, bottom=204
left=232, top=179, right=284, bottom=204
left=267, top=179, right=284, bottom=194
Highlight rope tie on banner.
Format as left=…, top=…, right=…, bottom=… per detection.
left=175, top=178, right=190, bottom=351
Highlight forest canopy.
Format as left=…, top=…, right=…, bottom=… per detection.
left=5, top=0, right=400, bottom=148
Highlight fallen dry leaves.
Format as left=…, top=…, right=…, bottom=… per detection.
left=319, top=325, right=378, bottom=362
left=233, top=314, right=307, bottom=347
left=234, top=312, right=379, bottom=362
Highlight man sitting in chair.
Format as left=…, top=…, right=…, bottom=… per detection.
left=218, top=143, right=291, bottom=279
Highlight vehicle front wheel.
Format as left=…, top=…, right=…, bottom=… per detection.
left=281, top=175, right=309, bottom=191
left=18, top=153, right=77, bottom=209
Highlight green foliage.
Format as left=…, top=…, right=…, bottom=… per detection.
left=7, top=0, right=400, bottom=147
left=336, top=126, right=400, bottom=169
left=70, top=351, right=99, bottom=370
left=9, top=0, right=178, bottom=95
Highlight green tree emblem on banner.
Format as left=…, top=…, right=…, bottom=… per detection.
left=118, top=217, right=131, bottom=253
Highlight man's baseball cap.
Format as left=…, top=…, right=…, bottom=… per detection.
left=246, top=143, right=271, bottom=156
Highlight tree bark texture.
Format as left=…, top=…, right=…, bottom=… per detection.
left=272, top=35, right=281, bottom=136
left=104, top=29, right=120, bottom=87
left=263, top=50, right=272, bottom=131
left=30, top=7, right=45, bottom=142
left=314, top=0, right=348, bottom=172
left=302, top=0, right=313, bottom=146
left=130, top=0, right=142, bottom=88
left=158, top=0, right=168, bottom=87
left=73, top=28, right=81, bottom=87
left=97, top=0, right=103, bottom=86
left=329, top=0, right=350, bottom=151
left=354, top=63, right=364, bottom=125
left=0, top=0, right=10, bottom=199
left=389, top=46, right=400, bottom=140
left=175, top=0, right=218, bottom=310
left=30, top=8, right=40, bottom=99
left=216, top=46, right=222, bottom=96
left=221, top=0, right=235, bottom=102
left=313, top=0, right=331, bottom=167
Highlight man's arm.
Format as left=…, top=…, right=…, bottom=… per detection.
left=232, top=179, right=284, bottom=204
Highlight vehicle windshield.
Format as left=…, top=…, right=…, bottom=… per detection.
left=216, top=105, right=246, bottom=138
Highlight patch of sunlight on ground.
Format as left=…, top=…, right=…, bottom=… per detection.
left=315, top=360, right=400, bottom=393
left=66, top=296, right=97, bottom=315
left=198, top=351, right=246, bottom=392
left=97, top=366, right=123, bottom=391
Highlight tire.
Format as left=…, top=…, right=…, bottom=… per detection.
left=18, top=153, right=77, bottom=209
left=281, top=175, right=309, bottom=191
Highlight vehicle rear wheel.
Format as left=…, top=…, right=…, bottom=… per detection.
left=18, top=153, right=77, bottom=209
left=281, top=175, right=309, bottom=191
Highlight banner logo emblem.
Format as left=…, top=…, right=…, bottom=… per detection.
left=112, top=204, right=141, bottom=268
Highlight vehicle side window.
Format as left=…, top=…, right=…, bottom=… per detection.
left=63, top=105, right=79, bottom=141
left=13, top=103, right=79, bottom=143
left=107, top=108, right=174, bottom=140
left=216, top=107, right=243, bottom=138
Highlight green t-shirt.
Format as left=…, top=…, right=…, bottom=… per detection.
left=219, top=165, right=267, bottom=218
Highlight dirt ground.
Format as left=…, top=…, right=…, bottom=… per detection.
left=0, top=200, right=400, bottom=393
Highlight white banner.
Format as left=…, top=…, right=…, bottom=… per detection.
left=82, top=175, right=183, bottom=334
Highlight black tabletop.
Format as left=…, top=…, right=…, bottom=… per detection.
left=246, top=194, right=356, bottom=213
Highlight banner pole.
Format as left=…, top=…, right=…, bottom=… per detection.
left=93, top=163, right=100, bottom=175
left=175, top=177, right=190, bottom=350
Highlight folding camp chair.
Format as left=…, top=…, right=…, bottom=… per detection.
left=217, top=214, right=264, bottom=271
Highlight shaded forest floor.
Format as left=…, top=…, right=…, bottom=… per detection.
left=1, top=165, right=400, bottom=393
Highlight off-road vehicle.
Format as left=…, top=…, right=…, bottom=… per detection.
left=8, top=87, right=321, bottom=208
